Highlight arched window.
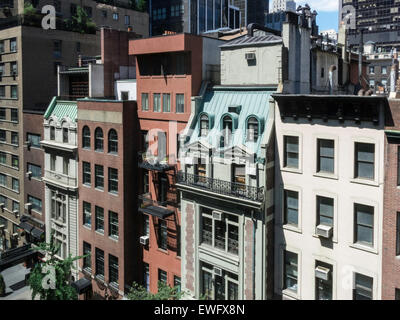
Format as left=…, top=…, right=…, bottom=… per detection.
left=82, top=126, right=90, bottom=149
left=200, top=114, right=209, bottom=137
left=222, top=115, right=233, bottom=146
left=108, top=129, right=118, bottom=154
left=247, top=117, right=259, bottom=142
left=95, top=127, right=104, bottom=151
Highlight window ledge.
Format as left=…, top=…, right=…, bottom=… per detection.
left=282, top=289, right=299, bottom=300
left=109, top=236, right=119, bottom=242
left=313, top=172, right=338, bottom=180
left=350, top=178, right=379, bottom=187
left=83, top=224, right=92, bottom=231
left=312, top=233, right=338, bottom=244
left=95, top=188, right=104, bottom=192
left=281, top=167, right=302, bottom=175
left=350, top=243, right=378, bottom=255
left=282, top=224, right=302, bottom=234
left=157, top=248, right=169, bottom=255
left=95, top=230, right=104, bottom=236
left=108, top=192, right=119, bottom=197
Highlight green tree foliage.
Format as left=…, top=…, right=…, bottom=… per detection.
left=23, top=1, right=37, bottom=16
left=136, top=0, right=148, bottom=12
left=127, top=281, right=182, bottom=300
left=0, top=273, right=5, bottom=297
left=64, top=6, right=96, bottom=34
left=27, top=236, right=86, bottom=300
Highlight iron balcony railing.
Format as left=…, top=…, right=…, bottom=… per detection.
left=177, top=171, right=264, bottom=202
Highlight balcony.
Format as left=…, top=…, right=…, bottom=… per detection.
left=138, top=152, right=174, bottom=172
left=43, top=170, right=77, bottom=189
left=177, top=172, right=264, bottom=203
left=138, top=195, right=174, bottom=219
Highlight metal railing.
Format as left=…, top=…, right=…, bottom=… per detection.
left=177, top=171, right=264, bottom=202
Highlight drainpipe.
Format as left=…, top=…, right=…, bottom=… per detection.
left=251, top=209, right=256, bottom=300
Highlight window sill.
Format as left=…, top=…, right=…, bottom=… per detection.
left=313, top=172, right=338, bottom=180
left=350, top=243, right=378, bottom=255
left=95, top=150, right=104, bottom=153
left=157, top=248, right=169, bottom=255
left=109, top=236, right=119, bottom=242
left=282, top=224, right=302, bottom=234
left=108, top=192, right=119, bottom=197
left=312, top=233, right=337, bottom=243
left=282, top=288, right=299, bottom=300
left=95, top=230, right=104, bottom=236
left=82, top=184, right=91, bottom=188
left=95, top=188, right=104, bottom=192
left=350, top=178, right=379, bottom=187
left=83, top=224, right=92, bottom=231
left=281, top=167, right=302, bottom=175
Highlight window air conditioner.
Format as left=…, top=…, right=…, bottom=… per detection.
left=315, top=266, right=330, bottom=281
left=213, top=267, right=223, bottom=277
left=316, top=224, right=333, bottom=238
left=25, top=203, right=32, bottom=211
left=212, top=211, right=223, bottom=221
left=140, top=235, right=149, bottom=245
left=26, top=171, right=32, bottom=179
left=245, top=52, right=256, bottom=60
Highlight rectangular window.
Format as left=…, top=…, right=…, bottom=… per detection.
left=27, top=133, right=40, bottom=148
left=0, top=173, right=6, bottom=186
left=28, top=195, right=42, bottom=213
left=50, top=126, right=55, bottom=140
left=12, top=201, right=19, bottom=213
left=0, top=152, right=6, bottom=164
left=144, top=263, right=150, bottom=291
left=11, top=132, right=18, bottom=145
left=83, top=162, right=91, bottom=186
left=283, top=250, right=298, bottom=293
left=0, top=129, right=6, bottom=142
left=382, top=66, right=387, bottom=75
left=0, top=195, right=7, bottom=208
left=95, top=206, right=104, bottom=233
left=354, top=203, right=374, bottom=247
left=0, top=86, right=5, bottom=98
left=354, top=142, right=375, bottom=180
left=109, top=254, right=119, bottom=285
left=50, top=154, right=56, bottom=171
left=11, top=85, right=17, bottom=99
left=70, top=3, right=77, bottom=15
left=284, top=190, right=299, bottom=227
left=158, top=269, right=167, bottom=284
left=153, top=93, right=161, bottom=112
left=95, top=248, right=104, bottom=278
left=353, top=273, right=373, bottom=300
left=84, top=6, right=92, bottom=18
left=109, top=211, right=119, bottom=239
left=62, top=158, right=69, bottom=175
left=176, top=94, right=184, bottom=113
left=162, top=93, right=171, bottom=112
left=0, top=64, right=3, bottom=76
left=125, top=15, right=130, bottom=25
left=158, top=219, right=168, bottom=250
left=141, top=93, right=149, bottom=111
left=11, top=155, right=18, bottom=168
left=174, top=276, right=181, bottom=292
left=369, top=66, right=374, bottom=74
left=113, top=13, right=119, bottom=20
left=10, top=38, right=17, bottom=52
left=108, top=168, right=118, bottom=194
left=12, top=178, right=19, bottom=192
left=0, top=108, right=5, bottom=120
left=143, top=170, right=149, bottom=194
left=317, top=139, right=334, bottom=173
left=284, top=136, right=299, bottom=169
left=53, top=40, right=62, bottom=58
left=0, top=41, right=4, bottom=53
left=10, top=109, right=18, bottom=122
left=95, top=165, right=104, bottom=190
left=83, top=242, right=91, bottom=270
left=395, top=289, right=400, bottom=300
left=315, top=261, right=333, bottom=300
left=83, top=201, right=91, bottom=227
left=62, top=128, right=68, bottom=143
left=317, top=196, right=334, bottom=227
left=143, top=214, right=149, bottom=236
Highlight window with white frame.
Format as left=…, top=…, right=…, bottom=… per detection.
left=315, top=261, right=333, bottom=300
left=354, top=203, right=374, bottom=247
left=200, top=114, right=209, bottom=137
left=153, top=93, right=161, bottom=112
left=353, top=273, right=373, bottom=300
left=50, top=191, right=66, bottom=223
left=354, top=142, right=375, bottom=180
left=317, top=139, right=334, bottom=174
left=283, top=250, right=298, bottom=293
left=109, top=254, right=119, bottom=286
left=200, top=207, right=239, bottom=255
left=284, top=135, right=299, bottom=169
left=247, top=117, right=259, bottom=142
left=283, top=189, right=298, bottom=227
left=83, top=201, right=91, bottom=227
left=316, top=196, right=334, bottom=228
left=95, top=206, right=104, bottom=234
left=109, top=211, right=119, bottom=239
left=95, top=164, right=104, bottom=190
left=200, top=261, right=239, bottom=300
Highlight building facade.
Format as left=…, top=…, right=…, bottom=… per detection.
left=150, top=0, right=268, bottom=36
left=272, top=0, right=296, bottom=13
left=41, top=98, right=79, bottom=278
left=274, top=94, right=387, bottom=300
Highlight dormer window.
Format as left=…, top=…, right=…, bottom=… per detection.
left=222, top=115, right=233, bottom=146
left=200, top=114, right=209, bottom=137
left=247, top=117, right=259, bottom=142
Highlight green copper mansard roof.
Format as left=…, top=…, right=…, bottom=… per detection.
left=44, top=97, right=78, bottom=122
left=186, top=87, right=275, bottom=159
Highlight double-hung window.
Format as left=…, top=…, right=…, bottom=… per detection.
left=153, top=93, right=161, bottom=112
left=108, top=168, right=118, bottom=194
left=95, top=165, right=104, bottom=190
left=317, top=139, right=334, bottom=173
left=316, top=196, right=334, bottom=227
left=95, top=248, right=104, bottom=278
left=284, top=190, right=299, bottom=227
left=83, top=162, right=91, bottom=186
left=162, top=93, right=170, bottom=112
left=354, top=142, right=375, bottom=180
left=284, top=136, right=299, bottom=169
left=109, top=211, right=119, bottom=239
left=283, top=250, right=298, bottom=293
left=95, top=206, right=104, bottom=233
left=158, top=219, right=167, bottom=250
left=83, top=201, right=91, bottom=227
left=354, top=203, right=374, bottom=247
left=353, top=273, right=373, bottom=300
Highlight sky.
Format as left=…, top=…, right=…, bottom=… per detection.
left=270, top=0, right=340, bottom=32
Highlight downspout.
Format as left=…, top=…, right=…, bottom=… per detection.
left=251, top=209, right=256, bottom=300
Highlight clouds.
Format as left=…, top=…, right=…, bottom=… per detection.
left=269, top=0, right=339, bottom=13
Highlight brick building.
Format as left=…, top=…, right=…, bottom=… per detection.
left=129, top=33, right=223, bottom=293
